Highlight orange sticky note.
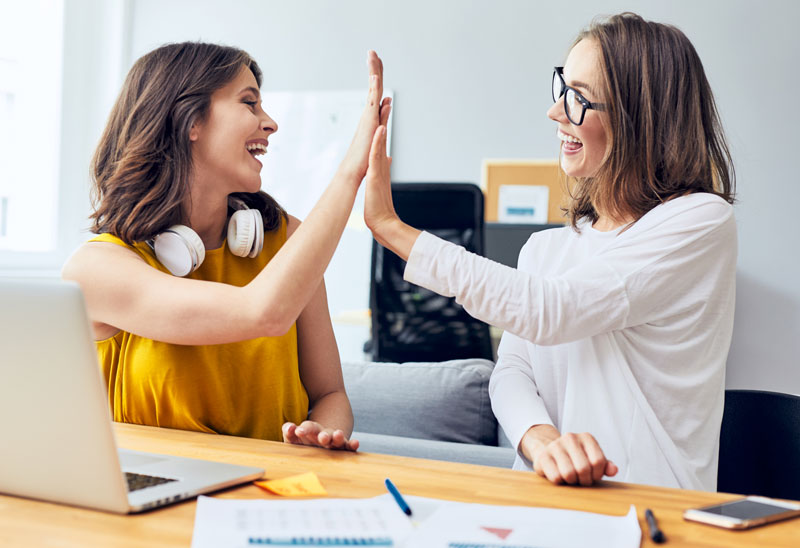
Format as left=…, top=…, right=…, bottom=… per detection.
left=255, top=472, right=328, bottom=497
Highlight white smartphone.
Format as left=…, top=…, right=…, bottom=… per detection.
left=683, top=496, right=800, bottom=530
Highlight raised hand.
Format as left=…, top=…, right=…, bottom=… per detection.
left=282, top=420, right=360, bottom=451
left=338, top=50, right=392, bottom=181
left=363, top=120, right=420, bottom=261
left=363, top=125, right=396, bottom=232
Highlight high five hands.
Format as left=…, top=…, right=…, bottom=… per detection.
left=340, top=50, right=392, bottom=182
left=363, top=68, right=421, bottom=261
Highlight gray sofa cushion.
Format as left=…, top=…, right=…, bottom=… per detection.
left=342, top=359, right=498, bottom=446
left=354, top=431, right=516, bottom=468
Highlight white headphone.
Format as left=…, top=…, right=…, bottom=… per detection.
left=151, top=198, right=264, bottom=277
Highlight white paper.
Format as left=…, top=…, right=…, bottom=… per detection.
left=498, top=184, right=549, bottom=224
left=191, top=494, right=639, bottom=548
left=404, top=497, right=641, bottom=548
left=191, top=495, right=414, bottom=547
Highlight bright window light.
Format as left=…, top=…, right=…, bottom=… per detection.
left=0, top=0, right=64, bottom=252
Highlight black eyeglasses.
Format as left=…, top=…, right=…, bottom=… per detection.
left=552, top=67, right=606, bottom=126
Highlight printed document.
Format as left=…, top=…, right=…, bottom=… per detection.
left=191, top=494, right=640, bottom=547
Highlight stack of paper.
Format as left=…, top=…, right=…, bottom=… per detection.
left=191, top=494, right=641, bottom=548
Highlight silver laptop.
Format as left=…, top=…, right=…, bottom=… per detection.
left=0, top=279, right=264, bottom=513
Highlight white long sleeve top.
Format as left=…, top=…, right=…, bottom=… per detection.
left=403, top=193, right=737, bottom=490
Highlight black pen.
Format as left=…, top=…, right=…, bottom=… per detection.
left=645, top=508, right=665, bottom=543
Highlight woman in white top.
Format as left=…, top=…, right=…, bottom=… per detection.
left=362, top=12, right=736, bottom=490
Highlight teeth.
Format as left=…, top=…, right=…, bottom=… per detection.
left=558, top=131, right=582, bottom=144
left=246, top=142, right=267, bottom=155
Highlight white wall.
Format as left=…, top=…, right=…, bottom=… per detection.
left=112, top=0, right=800, bottom=393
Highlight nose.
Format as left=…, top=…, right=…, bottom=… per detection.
left=547, top=96, right=567, bottom=124
left=260, top=110, right=278, bottom=134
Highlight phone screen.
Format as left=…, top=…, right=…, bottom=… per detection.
left=700, top=500, right=791, bottom=520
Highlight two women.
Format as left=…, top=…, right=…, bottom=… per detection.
left=364, top=12, right=736, bottom=490
left=66, top=11, right=736, bottom=491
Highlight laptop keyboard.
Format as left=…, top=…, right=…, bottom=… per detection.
left=125, top=471, right=177, bottom=492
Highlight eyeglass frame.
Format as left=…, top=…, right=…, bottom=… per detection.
left=552, top=66, right=606, bottom=126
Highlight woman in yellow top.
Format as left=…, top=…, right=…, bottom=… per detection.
left=62, top=42, right=391, bottom=451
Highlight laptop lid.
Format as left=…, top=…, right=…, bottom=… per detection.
left=0, top=279, right=263, bottom=513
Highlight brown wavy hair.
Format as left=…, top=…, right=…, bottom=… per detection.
left=565, top=12, right=735, bottom=228
left=90, top=42, right=286, bottom=243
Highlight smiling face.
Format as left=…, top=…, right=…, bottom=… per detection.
left=189, top=65, right=277, bottom=197
left=547, top=39, right=609, bottom=179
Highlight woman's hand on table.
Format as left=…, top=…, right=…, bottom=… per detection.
left=282, top=420, right=359, bottom=451
left=521, top=424, right=618, bottom=486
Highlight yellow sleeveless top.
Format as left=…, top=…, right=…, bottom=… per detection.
left=90, top=220, right=309, bottom=441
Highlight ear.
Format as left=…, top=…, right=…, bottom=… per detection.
left=189, top=122, right=200, bottom=142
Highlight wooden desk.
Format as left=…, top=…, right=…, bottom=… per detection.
left=1, top=424, right=798, bottom=547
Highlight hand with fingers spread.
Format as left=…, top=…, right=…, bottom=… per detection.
left=282, top=420, right=360, bottom=452
left=339, top=50, right=393, bottom=182
left=521, top=424, right=618, bottom=486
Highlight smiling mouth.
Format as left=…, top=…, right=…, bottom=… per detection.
left=558, top=130, right=583, bottom=152
left=246, top=143, right=267, bottom=156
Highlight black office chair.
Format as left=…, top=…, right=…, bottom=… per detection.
left=365, top=183, right=494, bottom=363
left=717, top=389, right=800, bottom=500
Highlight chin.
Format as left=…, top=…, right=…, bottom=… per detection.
left=560, top=157, right=582, bottom=178
left=560, top=157, right=598, bottom=179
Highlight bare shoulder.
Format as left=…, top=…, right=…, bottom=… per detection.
left=286, top=214, right=302, bottom=238
left=61, top=240, right=145, bottom=283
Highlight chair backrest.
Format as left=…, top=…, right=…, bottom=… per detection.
left=367, top=183, right=493, bottom=363
left=718, top=389, right=800, bottom=500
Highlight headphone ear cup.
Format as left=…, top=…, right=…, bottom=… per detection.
left=153, top=225, right=205, bottom=276
left=248, top=209, right=264, bottom=258
left=227, top=209, right=255, bottom=257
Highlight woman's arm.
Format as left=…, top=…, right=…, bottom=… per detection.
left=361, top=122, right=620, bottom=346
left=64, top=52, right=392, bottom=345
left=489, top=332, right=555, bottom=451
left=281, top=248, right=358, bottom=451
left=362, top=120, right=627, bottom=344
left=491, top=331, right=617, bottom=486
left=364, top=126, right=735, bottom=346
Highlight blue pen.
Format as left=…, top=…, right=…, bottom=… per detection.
left=384, top=478, right=412, bottom=516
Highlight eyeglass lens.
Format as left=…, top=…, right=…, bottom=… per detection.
left=552, top=71, right=583, bottom=125
left=565, top=89, right=582, bottom=125
left=552, top=71, right=563, bottom=103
